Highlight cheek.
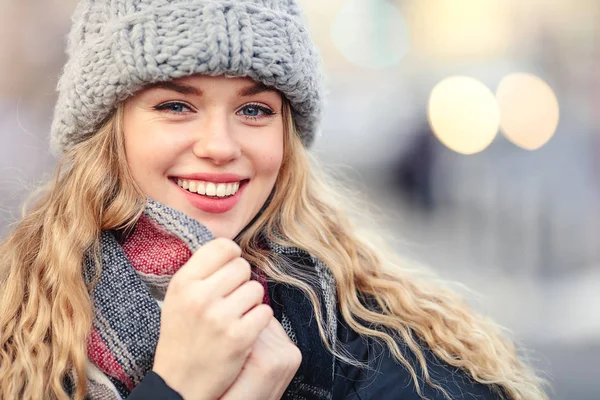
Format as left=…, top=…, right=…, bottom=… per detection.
left=124, top=127, right=153, bottom=181
left=260, top=152, right=283, bottom=175
left=257, top=138, right=284, bottom=178
left=123, top=117, right=174, bottom=183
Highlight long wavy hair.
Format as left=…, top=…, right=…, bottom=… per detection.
left=0, top=99, right=547, bottom=399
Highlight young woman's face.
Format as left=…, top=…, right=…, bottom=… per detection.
left=123, top=75, right=284, bottom=239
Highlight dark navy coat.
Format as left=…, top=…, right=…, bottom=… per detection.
left=128, top=318, right=502, bottom=400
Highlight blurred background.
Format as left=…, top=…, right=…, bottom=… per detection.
left=1, top=0, right=599, bottom=398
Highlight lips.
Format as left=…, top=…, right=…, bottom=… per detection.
left=171, top=178, right=249, bottom=214
left=176, top=178, right=242, bottom=197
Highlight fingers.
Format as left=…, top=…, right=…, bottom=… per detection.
left=176, top=238, right=241, bottom=281
left=221, top=280, right=265, bottom=317
left=235, top=304, right=273, bottom=346
left=204, top=257, right=252, bottom=297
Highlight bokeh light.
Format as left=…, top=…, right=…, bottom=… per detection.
left=409, top=0, right=511, bottom=59
left=331, top=0, right=409, bottom=69
left=496, top=73, right=560, bottom=150
left=428, top=76, right=500, bottom=155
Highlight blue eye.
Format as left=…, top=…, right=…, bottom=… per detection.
left=154, top=101, right=193, bottom=114
left=237, top=103, right=274, bottom=120
left=242, top=106, right=261, bottom=117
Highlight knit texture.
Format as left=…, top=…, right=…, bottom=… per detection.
left=51, top=0, right=323, bottom=155
left=81, top=199, right=336, bottom=399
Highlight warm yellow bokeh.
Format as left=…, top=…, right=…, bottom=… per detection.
left=406, top=0, right=512, bottom=60
left=428, top=76, right=500, bottom=155
left=496, top=73, right=560, bottom=150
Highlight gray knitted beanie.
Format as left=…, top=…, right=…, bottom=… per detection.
left=50, top=0, right=323, bottom=155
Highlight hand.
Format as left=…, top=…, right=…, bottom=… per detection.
left=152, top=238, right=273, bottom=400
left=220, top=317, right=302, bottom=400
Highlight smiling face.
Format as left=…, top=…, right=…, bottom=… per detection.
left=122, top=75, right=284, bottom=239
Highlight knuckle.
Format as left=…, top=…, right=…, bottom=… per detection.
left=233, top=258, right=251, bottom=280
left=212, top=238, right=241, bottom=256
left=251, top=304, right=272, bottom=321
left=259, top=304, right=274, bottom=321
left=248, top=280, right=265, bottom=296
left=247, top=279, right=262, bottom=289
left=246, top=306, right=271, bottom=330
left=237, top=256, right=251, bottom=271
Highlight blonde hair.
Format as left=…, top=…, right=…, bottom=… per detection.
left=0, top=101, right=547, bottom=399
left=0, top=107, right=144, bottom=399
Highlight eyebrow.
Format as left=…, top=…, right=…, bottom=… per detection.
left=146, top=81, right=201, bottom=96
left=238, top=82, right=277, bottom=97
left=146, top=81, right=277, bottom=97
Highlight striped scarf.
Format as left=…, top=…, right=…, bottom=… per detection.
left=80, top=200, right=337, bottom=399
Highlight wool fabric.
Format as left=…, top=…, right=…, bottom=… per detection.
left=51, top=0, right=323, bottom=155
left=81, top=199, right=337, bottom=399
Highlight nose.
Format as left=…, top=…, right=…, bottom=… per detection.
left=192, top=111, right=242, bottom=165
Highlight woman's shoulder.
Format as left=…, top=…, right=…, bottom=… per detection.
left=333, top=318, right=505, bottom=400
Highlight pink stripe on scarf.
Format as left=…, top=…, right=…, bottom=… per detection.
left=87, top=329, right=133, bottom=390
left=122, top=215, right=192, bottom=276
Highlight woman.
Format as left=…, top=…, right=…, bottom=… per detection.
left=0, top=0, right=547, bottom=399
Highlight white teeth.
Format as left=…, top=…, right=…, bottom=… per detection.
left=197, top=181, right=206, bottom=195
left=177, top=179, right=243, bottom=197
left=216, top=184, right=226, bottom=197
left=205, top=182, right=217, bottom=196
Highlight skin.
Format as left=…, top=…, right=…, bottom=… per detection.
left=123, top=75, right=284, bottom=239
left=123, top=75, right=301, bottom=399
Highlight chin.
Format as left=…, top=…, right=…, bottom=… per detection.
left=198, top=220, right=238, bottom=240
left=210, top=228, right=239, bottom=240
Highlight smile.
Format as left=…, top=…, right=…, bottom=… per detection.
left=176, top=179, right=243, bottom=198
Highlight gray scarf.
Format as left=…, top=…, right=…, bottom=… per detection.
left=77, top=200, right=337, bottom=400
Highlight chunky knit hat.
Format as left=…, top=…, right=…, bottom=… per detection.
left=50, top=0, right=323, bottom=155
